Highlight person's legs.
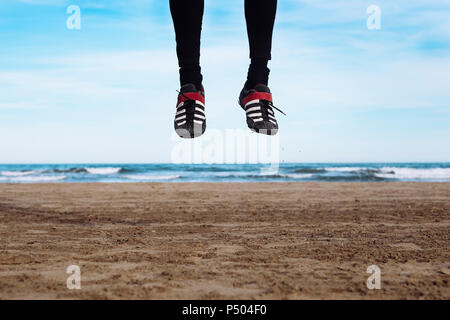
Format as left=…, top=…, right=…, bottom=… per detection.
left=169, top=0, right=204, bottom=89
left=239, top=0, right=280, bottom=136
left=244, top=0, right=277, bottom=89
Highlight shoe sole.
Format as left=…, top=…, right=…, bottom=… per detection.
left=250, top=128, right=278, bottom=136
left=175, top=123, right=206, bottom=139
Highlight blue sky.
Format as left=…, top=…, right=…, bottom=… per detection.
left=0, top=0, right=449, bottom=163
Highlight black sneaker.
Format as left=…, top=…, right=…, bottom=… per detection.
left=239, top=83, right=285, bottom=136
left=174, top=83, right=206, bottom=139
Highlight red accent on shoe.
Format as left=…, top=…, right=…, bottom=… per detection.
left=177, top=92, right=205, bottom=106
left=241, top=92, right=272, bottom=107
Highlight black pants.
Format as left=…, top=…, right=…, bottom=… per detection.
left=170, top=0, right=277, bottom=88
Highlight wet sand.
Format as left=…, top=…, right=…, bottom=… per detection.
left=0, top=183, right=449, bottom=299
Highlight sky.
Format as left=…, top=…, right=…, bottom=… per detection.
left=0, top=0, right=449, bottom=163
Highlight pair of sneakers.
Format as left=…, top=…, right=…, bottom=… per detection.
left=174, top=83, right=284, bottom=139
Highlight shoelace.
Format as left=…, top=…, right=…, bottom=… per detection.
left=259, top=99, right=286, bottom=117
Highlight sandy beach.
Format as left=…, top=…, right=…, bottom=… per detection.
left=0, top=182, right=449, bottom=300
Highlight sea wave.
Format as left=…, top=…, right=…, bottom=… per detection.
left=375, top=167, right=450, bottom=180
left=1, top=170, right=37, bottom=177
left=85, top=167, right=122, bottom=175
left=324, top=167, right=365, bottom=172
left=293, top=168, right=326, bottom=174
left=210, top=173, right=314, bottom=180
left=183, top=166, right=243, bottom=172
left=9, top=175, right=66, bottom=182
left=0, top=164, right=449, bottom=183
left=283, top=173, right=314, bottom=179
left=45, top=168, right=88, bottom=174
left=317, top=175, right=386, bottom=182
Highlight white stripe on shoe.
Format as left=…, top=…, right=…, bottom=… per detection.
left=175, top=115, right=186, bottom=121
left=248, top=112, right=262, bottom=118
left=244, top=99, right=260, bottom=108
left=195, top=107, right=205, bottom=114
left=246, top=106, right=260, bottom=113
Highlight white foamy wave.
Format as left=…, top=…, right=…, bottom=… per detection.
left=375, top=167, right=450, bottom=180
left=325, top=167, right=363, bottom=172
left=283, top=173, right=314, bottom=179
left=212, top=172, right=249, bottom=177
left=1, top=170, right=37, bottom=177
left=124, top=174, right=180, bottom=180
left=10, top=175, right=66, bottom=182
left=85, top=167, right=122, bottom=175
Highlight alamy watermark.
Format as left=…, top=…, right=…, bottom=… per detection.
left=366, top=5, right=381, bottom=30
left=66, top=265, right=81, bottom=290
left=171, top=129, right=280, bottom=174
left=66, top=5, right=81, bottom=30
left=366, top=265, right=381, bottom=290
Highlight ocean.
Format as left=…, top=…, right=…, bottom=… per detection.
left=0, top=163, right=449, bottom=183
